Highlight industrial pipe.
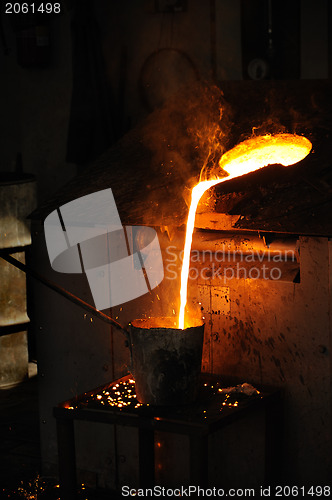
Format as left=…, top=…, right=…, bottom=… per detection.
left=0, top=250, right=129, bottom=338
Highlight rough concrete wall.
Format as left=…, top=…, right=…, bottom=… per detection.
left=99, top=0, right=242, bottom=125
left=196, top=236, right=331, bottom=485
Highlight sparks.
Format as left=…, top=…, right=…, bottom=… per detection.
left=178, top=133, right=312, bottom=329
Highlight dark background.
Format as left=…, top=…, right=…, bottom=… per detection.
left=1, top=0, right=332, bottom=202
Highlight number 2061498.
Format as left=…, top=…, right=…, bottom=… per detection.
left=274, top=485, right=330, bottom=497
left=5, top=3, right=61, bottom=14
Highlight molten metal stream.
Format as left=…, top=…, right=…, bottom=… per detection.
left=178, top=133, right=312, bottom=329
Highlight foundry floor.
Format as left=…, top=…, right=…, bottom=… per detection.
left=0, top=364, right=118, bottom=499
left=0, top=363, right=41, bottom=498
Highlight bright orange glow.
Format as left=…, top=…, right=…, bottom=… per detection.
left=178, top=133, right=312, bottom=329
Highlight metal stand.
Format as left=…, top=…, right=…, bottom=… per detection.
left=53, top=375, right=282, bottom=496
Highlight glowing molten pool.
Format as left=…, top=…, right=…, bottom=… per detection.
left=178, top=133, right=312, bottom=329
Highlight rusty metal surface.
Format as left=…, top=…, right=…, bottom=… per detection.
left=210, top=137, right=332, bottom=235
left=0, top=174, right=37, bottom=387
left=0, top=252, right=29, bottom=328
left=0, top=331, right=28, bottom=388
left=0, top=174, right=36, bottom=248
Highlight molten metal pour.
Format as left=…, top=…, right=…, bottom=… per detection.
left=178, top=133, right=312, bottom=329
